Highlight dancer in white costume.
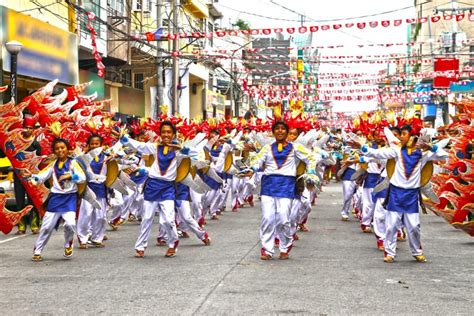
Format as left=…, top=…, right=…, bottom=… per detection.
left=121, top=121, right=187, bottom=258
left=23, top=139, right=86, bottom=262
left=246, top=121, right=316, bottom=260
left=77, top=134, right=108, bottom=248
left=349, top=125, right=448, bottom=263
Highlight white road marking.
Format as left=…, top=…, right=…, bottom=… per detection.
left=0, top=234, right=28, bottom=244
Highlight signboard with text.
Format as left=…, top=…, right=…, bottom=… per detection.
left=2, top=7, right=78, bottom=84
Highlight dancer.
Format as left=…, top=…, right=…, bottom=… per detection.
left=23, top=139, right=86, bottom=261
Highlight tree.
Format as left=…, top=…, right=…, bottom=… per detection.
left=234, top=19, right=250, bottom=30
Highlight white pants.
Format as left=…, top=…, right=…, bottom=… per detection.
left=135, top=200, right=177, bottom=251
left=385, top=211, right=422, bottom=257
left=361, top=187, right=375, bottom=226
left=190, top=189, right=204, bottom=221
left=353, top=187, right=362, bottom=210
left=260, top=196, right=293, bottom=256
left=242, top=174, right=256, bottom=201
left=203, top=189, right=220, bottom=216
left=176, top=200, right=206, bottom=240
left=289, top=198, right=301, bottom=237
left=231, top=177, right=244, bottom=207
left=218, top=178, right=232, bottom=210
left=373, top=198, right=387, bottom=241
left=34, top=211, right=76, bottom=255
left=298, top=188, right=312, bottom=225
left=77, top=197, right=107, bottom=244
left=129, top=184, right=145, bottom=218
left=341, top=180, right=356, bottom=216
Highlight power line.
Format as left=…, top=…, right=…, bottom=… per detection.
left=219, top=1, right=424, bottom=23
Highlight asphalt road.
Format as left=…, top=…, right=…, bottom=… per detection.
left=0, top=183, right=472, bottom=315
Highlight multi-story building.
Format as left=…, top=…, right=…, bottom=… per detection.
left=411, top=0, right=474, bottom=125
left=0, top=0, right=79, bottom=103
left=248, top=36, right=292, bottom=117
left=0, top=0, right=230, bottom=120
left=213, top=28, right=253, bottom=118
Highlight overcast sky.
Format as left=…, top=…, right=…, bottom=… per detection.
left=215, top=0, right=417, bottom=112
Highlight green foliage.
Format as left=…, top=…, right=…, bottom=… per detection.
left=235, top=19, right=250, bottom=30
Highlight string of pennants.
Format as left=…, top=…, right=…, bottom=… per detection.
left=245, top=85, right=439, bottom=94
left=245, top=87, right=453, bottom=97
left=158, top=14, right=474, bottom=40
left=193, top=39, right=474, bottom=56
left=234, top=69, right=472, bottom=79
left=247, top=90, right=453, bottom=102
left=225, top=58, right=436, bottom=66
left=268, top=73, right=473, bottom=86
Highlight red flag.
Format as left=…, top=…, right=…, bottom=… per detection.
left=369, top=21, right=378, bottom=28
left=444, top=14, right=453, bottom=21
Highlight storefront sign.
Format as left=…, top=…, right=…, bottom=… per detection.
left=2, top=7, right=78, bottom=84
left=206, top=90, right=225, bottom=118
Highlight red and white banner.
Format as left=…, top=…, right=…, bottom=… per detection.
left=86, top=12, right=105, bottom=78
left=151, top=14, right=474, bottom=40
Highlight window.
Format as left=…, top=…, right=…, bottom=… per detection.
left=134, top=73, right=144, bottom=90
left=81, top=0, right=101, bottom=38
left=145, top=0, right=152, bottom=12
left=110, top=0, right=124, bottom=15
left=470, top=46, right=474, bottom=66
left=207, top=22, right=214, bottom=47
left=208, top=74, right=214, bottom=90
left=122, top=69, right=132, bottom=86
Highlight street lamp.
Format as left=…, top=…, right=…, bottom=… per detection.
left=5, top=41, right=23, bottom=104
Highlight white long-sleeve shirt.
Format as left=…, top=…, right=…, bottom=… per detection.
left=251, top=142, right=316, bottom=176
left=206, top=142, right=232, bottom=173
left=33, top=158, right=86, bottom=193
left=362, top=145, right=447, bottom=189
left=124, top=138, right=194, bottom=181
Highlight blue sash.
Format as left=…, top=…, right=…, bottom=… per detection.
left=342, top=168, right=356, bottom=181
left=363, top=173, right=380, bottom=189
left=371, top=177, right=388, bottom=202
left=386, top=184, right=419, bottom=213
left=88, top=182, right=107, bottom=199
left=175, top=182, right=190, bottom=201
left=261, top=174, right=295, bottom=199
left=130, top=171, right=148, bottom=185
left=47, top=192, right=77, bottom=213
left=198, top=171, right=221, bottom=190
left=144, top=178, right=175, bottom=201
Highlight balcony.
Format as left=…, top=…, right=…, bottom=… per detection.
left=182, top=0, right=209, bottom=19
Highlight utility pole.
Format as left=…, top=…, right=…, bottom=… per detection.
left=155, top=0, right=164, bottom=119
left=230, top=60, right=236, bottom=116
left=451, top=0, right=457, bottom=54
left=171, top=0, right=179, bottom=115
